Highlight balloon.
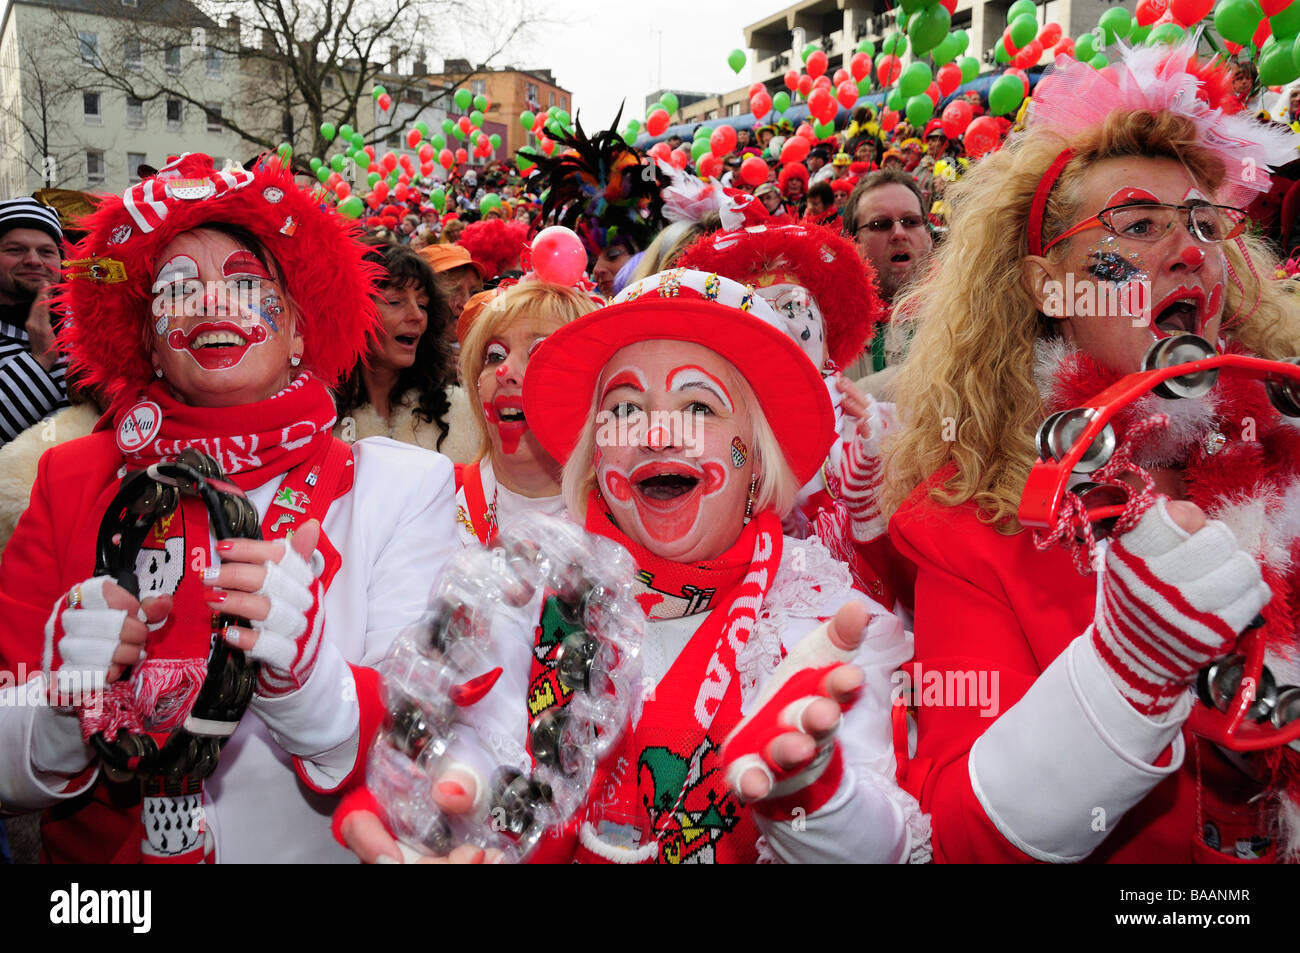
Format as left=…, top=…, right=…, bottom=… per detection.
left=937, top=62, right=963, bottom=96
left=964, top=116, right=1002, bottom=158
left=740, top=156, right=768, bottom=186
left=315, top=167, right=330, bottom=184
left=807, top=49, right=828, bottom=78
left=489, top=134, right=502, bottom=150
left=334, top=181, right=350, bottom=199
left=648, top=141, right=671, bottom=163
left=457, top=116, right=472, bottom=135
left=531, top=226, right=587, bottom=285
left=1254, top=12, right=1274, bottom=45
left=1148, top=21, right=1188, bottom=42
left=941, top=98, right=973, bottom=137
left=519, top=110, right=536, bottom=131
left=909, top=4, right=951, bottom=56
left=479, top=194, right=501, bottom=216
left=367, top=171, right=381, bottom=187
left=773, top=90, right=791, bottom=112
left=831, top=68, right=848, bottom=86
left=728, top=48, right=746, bottom=73
left=1259, top=40, right=1300, bottom=84
left=308, top=157, right=323, bottom=172
left=1055, top=37, right=1076, bottom=57
left=1076, top=32, right=1098, bottom=60
left=320, top=122, right=336, bottom=141
left=690, top=138, right=711, bottom=162
left=1089, top=52, right=1108, bottom=68
left=330, top=154, right=346, bottom=173
left=1272, top=1, right=1300, bottom=35
left=877, top=54, right=902, bottom=85
left=995, top=41, right=1012, bottom=63
left=1038, top=22, right=1063, bottom=47
left=988, top=73, right=1026, bottom=115
left=881, top=109, right=900, bottom=132
left=887, top=87, right=905, bottom=112
left=752, top=91, right=773, bottom=118
left=1169, top=0, right=1214, bottom=24
left=835, top=81, right=858, bottom=109
left=470, top=109, right=485, bottom=127
left=784, top=69, right=800, bottom=91
left=698, top=154, right=723, bottom=179
left=1136, top=0, right=1169, bottom=24
left=899, top=61, right=933, bottom=98
left=796, top=122, right=816, bottom=141
left=850, top=52, right=872, bottom=81
left=960, top=55, right=980, bottom=82
left=473, top=93, right=488, bottom=112
left=932, top=33, right=961, bottom=65
left=454, top=88, right=472, bottom=111
left=1006, top=66, right=1031, bottom=94
left=354, top=152, right=371, bottom=170
left=338, top=195, right=364, bottom=219
left=1098, top=7, right=1133, bottom=41
left=811, top=119, right=833, bottom=138
left=780, top=136, right=810, bottom=163
left=455, top=148, right=468, bottom=163
left=797, top=74, right=814, bottom=98
left=1009, top=13, right=1038, bottom=48
left=665, top=147, right=687, bottom=170
left=340, top=124, right=354, bottom=141
left=710, top=124, right=738, bottom=156
left=441, top=119, right=455, bottom=136
left=940, top=0, right=957, bottom=12
left=372, top=85, right=387, bottom=101
left=377, top=94, right=392, bottom=112
left=646, top=108, right=670, bottom=137
left=1214, top=0, right=1264, bottom=44
left=905, top=94, right=934, bottom=126
left=883, top=32, right=908, bottom=57
left=806, top=87, right=834, bottom=122
left=1007, top=0, right=1037, bottom=23
left=406, top=129, right=422, bottom=149
left=858, top=38, right=877, bottom=57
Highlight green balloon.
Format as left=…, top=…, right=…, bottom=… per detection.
left=857, top=39, right=876, bottom=57
left=898, top=61, right=933, bottom=98
left=309, top=157, right=323, bottom=172
left=905, top=93, right=934, bottom=126
left=1006, top=0, right=1036, bottom=26
left=489, top=133, right=502, bottom=149
left=660, top=94, right=678, bottom=114
left=277, top=142, right=292, bottom=158
left=415, top=121, right=430, bottom=137
left=988, top=74, right=1025, bottom=115
left=1129, top=24, right=1152, bottom=44
left=338, top=195, right=364, bottom=219
left=354, top=152, right=370, bottom=170
left=887, top=87, right=906, bottom=112
left=693, top=124, right=711, bottom=140
left=1098, top=7, right=1132, bottom=43
left=1259, top=41, right=1300, bottom=84
left=367, top=171, right=380, bottom=187
left=728, top=48, right=746, bottom=73
left=547, top=105, right=559, bottom=117
left=1148, top=22, right=1187, bottom=44
left=995, top=42, right=1012, bottom=64
left=452, top=127, right=466, bottom=141
left=899, top=0, right=925, bottom=13
left=520, top=110, right=535, bottom=130
left=814, top=120, right=835, bottom=138
left=691, top=138, right=710, bottom=160
left=858, top=77, right=872, bottom=95
left=454, top=88, right=472, bottom=111
left=953, top=29, right=970, bottom=54
left=883, top=32, right=908, bottom=57
left=626, top=119, right=641, bottom=134
left=372, top=85, right=387, bottom=99
left=329, top=154, right=346, bottom=173
left=431, top=188, right=445, bottom=210
left=516, top=154, right=536, bottom=172
left=909, top=4, right=951, bottom=56
left=432, top=135, right=446, bottom=151
left=1075, top=33, right=1098, bottom=61
left=339, top=124, right=354, bottom=141
left=479, top=194, right=501, bottom=213
left=350, top=133, right=364, bottom=149
left=1214, top=0, right=1264, bottom=46
left=802, top=42, right=818, bottom=62
left=1009, top=14, right=1037, bottom=49
left=1294, top=30, right=1300, bottom=69
left=1090, top=52, right=1109, bottom=69
left=1272, top=3, right=1300, bottom=39
left=319, top=122, right=336, bottom=141
left=773, top=90, right=791, bottom=112
left=932, top=33, right=961, bottom=66
left=470, top=110, right=484, bottom=127
left=960, top=56, right=980, bottom=83
left=442, top=119, right=455, bottom=136
left=473, top=94, right=488, bottom=111
left=315, top=167, right=331, bottom=184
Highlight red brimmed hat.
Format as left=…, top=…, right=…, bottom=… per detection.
left=674, top=222, right=881, bottom=372
left=524, top=269, right=834, bottom=486
left=59, top=153, right=382, bottom=402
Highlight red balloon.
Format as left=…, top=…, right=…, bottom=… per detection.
left=455, top=148, right=468, bottom=163
left=1055, top=37, right=1076, bottom=58
left=397, top=172, right=411, bottom=185
left=1135, top=0, right=1168, bottom=25
left=439, top=149, right=453, bottom=169
left=749, top=82, right=766, bottom=98
left=1224, top=40, right=1244, bottom=54
left=377, top=94, right=392, bottom=112
left=836, top=81, right=859, bottom=110
left=380, top=152, right=397, bottom=171
left=710, top=124, right=738, bottom=156
left=784, top=69, right=800, bottom=91
left=420, top=162, right=433, bottom=177
left=531, top=226, right=587, bottom=286
left=940, top=0, right=957, bottom=12
left=807, top=50, right=828, bottom=79
left=922, top=83, right=939, bottom=106
left=1038, top=23, right=1062, bottom=47
left=646, top=108, right=670, bottom=137
left=540, top=137, right=555, bottom=155
left=964, top=116, right=1002, bottom=158
left=796, top=122, right=816, bottom=142
left=393, top=184, right=408, bottom=201
left=418, top=143, right=434, bottom=161
left=797, top=74, right=814, bottom=98
left=334, top=181, right=350, bottom=198
left=365, top=145, right=376, bottom=158
left=456, top=116, right=472, bottom=134
left=780, top=136, right=810, bottom=164
left=698, top=154, right=723, bottom=179
left=937, top=63, right=962, bottom=97
left=832, top=68, right=850, bottom=86
left=881, top=109, right=900, bottom=132
left=751, top=91, right=773, bottom=119
left=406, top=129, right=422, bottom=149
left=1261, top=0, right=1290, bottom=13
left=813, top=75, right=833, bottom=91
left=1252, top=16, right=1272, bottom=49
left=367, top=192, right=383, bottom=210
left=808, top=88, right=836, bottom=123
left=850, top=52, right=871, bottom=81
left=877, top=54, right=902, bottom=85
left=649, top=141, right=672, bottom=162
left=1004, top=29, right=1019, bottom=55
left=941, top=99, right=973, bottom=133
left=371, top=180, right=389, bottom=202
left=740, top=156, right=769, bottom=187
left=327, top=172, right=342, bottom=188
left=1169, top=0, right=1213, bottom=26
left=670, top=147, right=690, bottom=170
left=399, top=154, right=414, bottom=172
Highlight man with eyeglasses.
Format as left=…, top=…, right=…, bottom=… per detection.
left=0, top=198, right=67, bottom=446
left=840, top=171, right=935, bottom=384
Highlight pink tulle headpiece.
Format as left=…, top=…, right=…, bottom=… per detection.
left=1024, top=37, right=1298, bottom=254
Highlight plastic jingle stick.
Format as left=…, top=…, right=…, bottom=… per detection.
left=1018, top=334, right=1300, bottom=753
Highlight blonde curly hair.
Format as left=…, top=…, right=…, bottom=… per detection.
left=883, top=109, right=1300, bottom=533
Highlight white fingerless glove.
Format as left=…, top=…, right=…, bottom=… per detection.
left=248, top=545, right=326, bottom=697
left=49, top=576, right=137, bottom=702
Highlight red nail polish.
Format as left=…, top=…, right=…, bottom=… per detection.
left=437, top=780, right=466, bottom=798
left=205, top=588, right=228, bottom=604
left=216, top=541, right=234, bottom=552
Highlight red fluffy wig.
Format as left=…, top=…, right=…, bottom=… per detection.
left=675, top=221, right=882, bottom=371
left=456, top=218, right=529, bottom=280
left=59, top=153, right=383, bottom=403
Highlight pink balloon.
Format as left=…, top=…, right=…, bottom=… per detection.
left=531, top=226, right=587, bottom=286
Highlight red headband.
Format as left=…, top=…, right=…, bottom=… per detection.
left=1027, top=148, right=1075, bottom=257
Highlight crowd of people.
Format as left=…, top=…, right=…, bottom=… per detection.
left=3, top=36, right=1300, bottom=867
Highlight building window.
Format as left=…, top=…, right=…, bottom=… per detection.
left=323, top=74, right=336, bottom=89
left=124, top=38, right=142, bottom=71
left=121, top=0, right=138, bottom=6
left=525, top=83, right=539, bottom=108
left=83, top=91, right=102, bottom=124
left=548, top=91, right=555, bottom=107
left=79, top=32, right=100, bottom=67
left=86, top=150, right=105, bottom=186
left=165, top=45, right=181, bottom=74
left=127, top=152, right=147, bottom=183
left=560, top=96, right=567, bottom=111
left=281, top=111, right=294, bottom=140
left=471, top=79, right=486, bottom=97
left=205, top=103, right=222, bottom=131
left=167, top=98, right=182, bottom=129
left=386, top=132, right=400, bottom=147
left=126, top=96, right=144, bottom=128
left=205, top=47, right=221, bottom=78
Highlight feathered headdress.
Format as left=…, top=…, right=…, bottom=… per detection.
left=658, top=162, right=770, bottom=230
left=526, top=108, right=666, bottom=258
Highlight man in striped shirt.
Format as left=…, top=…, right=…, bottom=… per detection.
left=0, top=198, right=66, bottom=445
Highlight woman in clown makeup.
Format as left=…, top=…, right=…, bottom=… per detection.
left=337, top=268, right=928, bottom=864
left=0, top=154, right=458, bottom=863
left=884, top=42, right=1300, bottom=863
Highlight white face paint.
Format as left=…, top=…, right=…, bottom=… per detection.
left=753, top=282, right=827, bottom=370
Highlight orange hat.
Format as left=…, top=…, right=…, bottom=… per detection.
left=456, top=287, right=502, bottom=343
left=418, top=243, right=488, bottom=278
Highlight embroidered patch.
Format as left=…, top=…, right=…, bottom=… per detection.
left=117, top=400, right=163, bottom=453
left=165, top=177, right=216, bottom=201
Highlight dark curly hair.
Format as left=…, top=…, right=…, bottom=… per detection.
left=336, top=238, right=454, bottom=449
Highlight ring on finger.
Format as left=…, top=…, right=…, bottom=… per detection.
left=66, top=585, right=83, bottom=610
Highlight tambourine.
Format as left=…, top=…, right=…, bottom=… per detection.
left=1018, top=335, right=1300, bottom=753
left=89, top=449, right=262, bottom=782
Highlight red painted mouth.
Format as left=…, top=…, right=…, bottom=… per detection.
left=484, top=396, right=527, bottom=453
left=1150, top=285, right=1219, bottom=339
left=167, top=321, right=267, bottom=371
left=618, top=459, right=727, bottom=544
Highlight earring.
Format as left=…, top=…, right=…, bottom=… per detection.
left=743, top=475, right=757, bottom=524
left=290, top=355, right=301, bottom=367
left=154, top=367, right=164, bottom=378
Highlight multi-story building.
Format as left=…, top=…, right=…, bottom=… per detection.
left=427, top=61, right=573, bottom=164
left=0, top=0, right=244, bottom=197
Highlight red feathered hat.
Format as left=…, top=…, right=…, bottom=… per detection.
left=675, top=221, right=882, bottom=372
left=59, top=153, right=381, bottom=402
left=456, top=218, right=529, bottom=280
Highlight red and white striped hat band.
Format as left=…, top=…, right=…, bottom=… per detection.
left=121, top=155, right=255, bottom=235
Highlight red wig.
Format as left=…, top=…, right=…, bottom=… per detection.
left=456, top=218, right=529, bottom=280
left=777, top=163, right=809, bottom=194
left=675, top=221, right=881, bottom=371
left=59, top=153, right=382, bottom=403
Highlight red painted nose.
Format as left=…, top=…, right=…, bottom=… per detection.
left=1179, top=246, right=1205, bottom=268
